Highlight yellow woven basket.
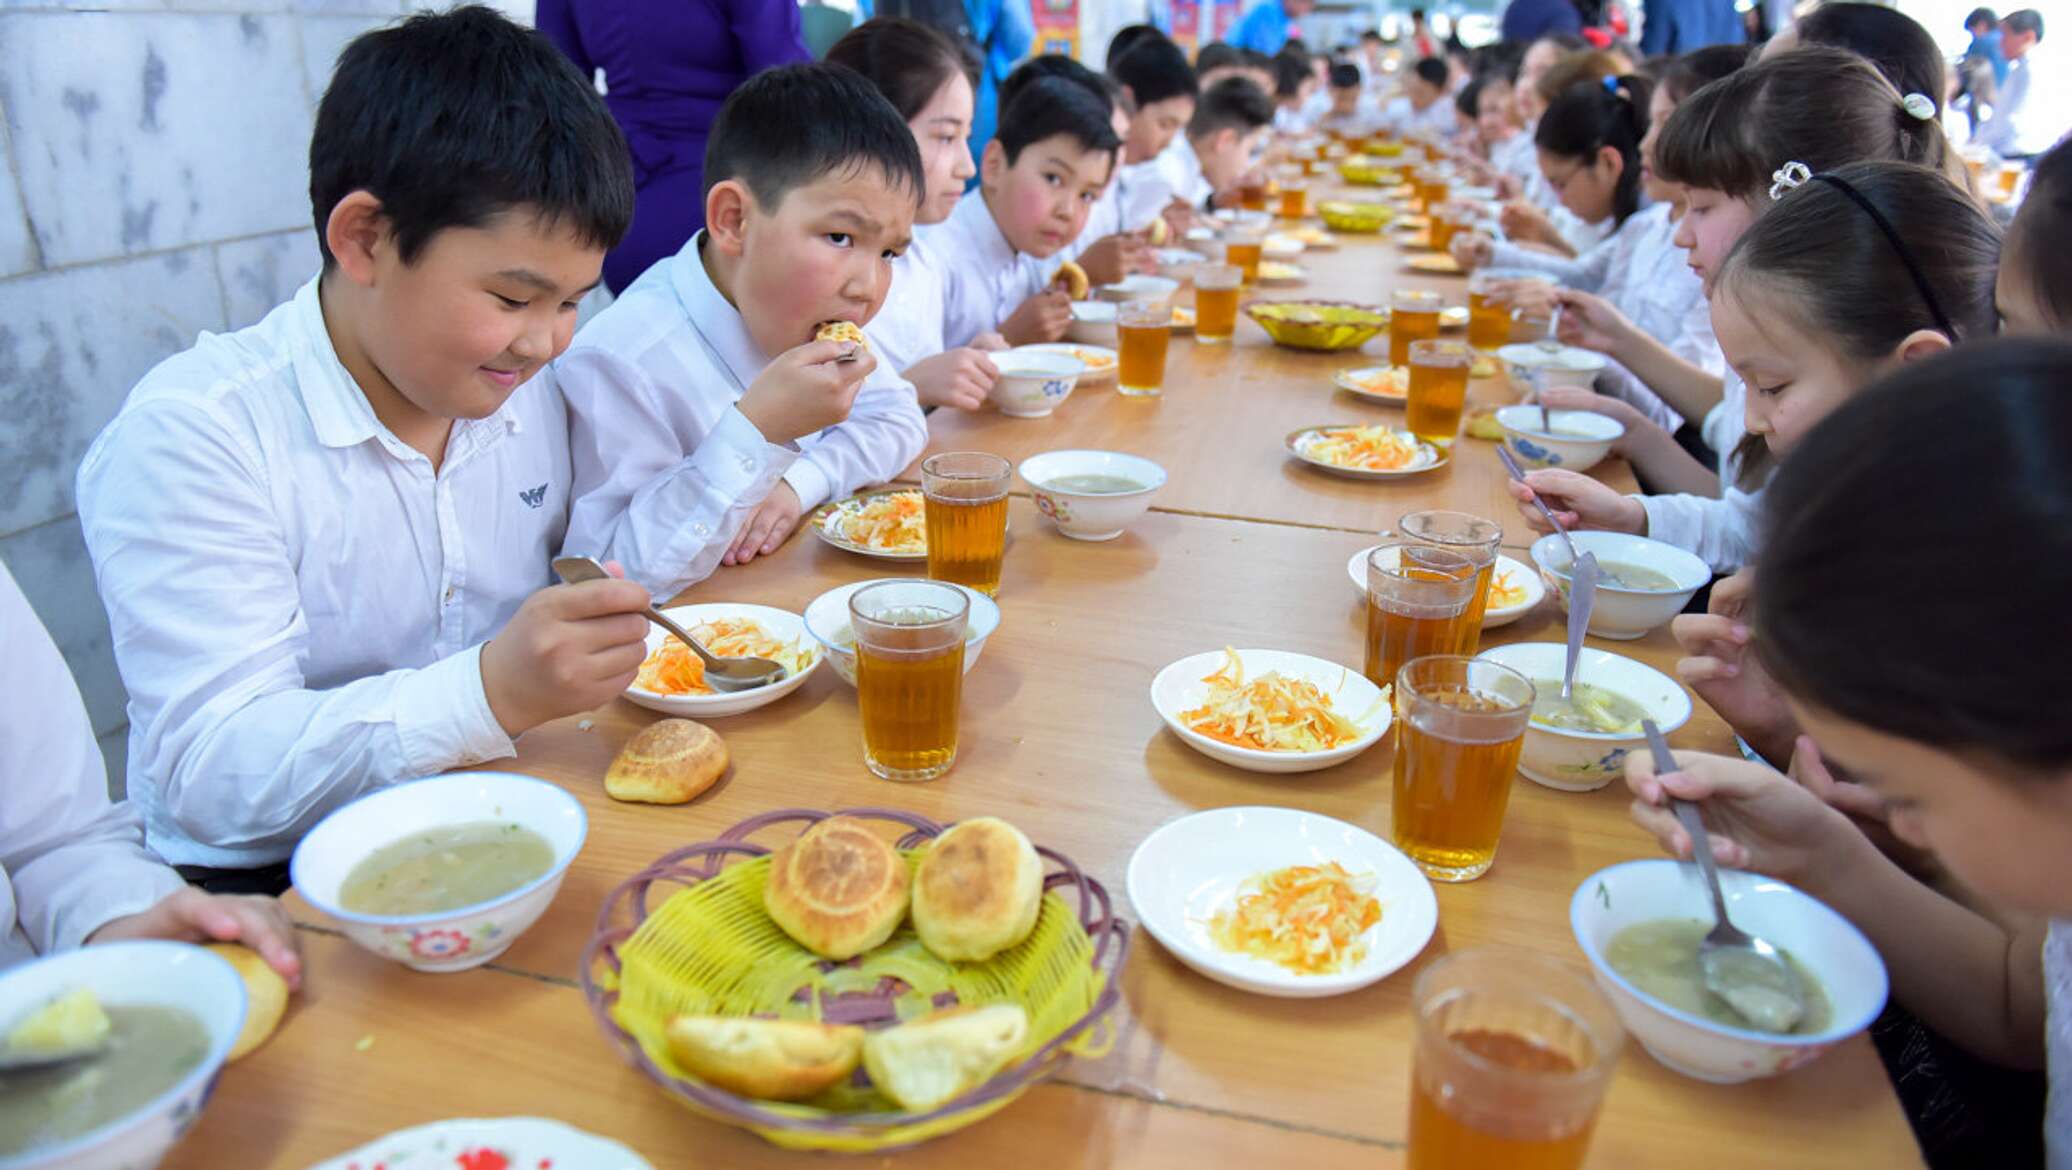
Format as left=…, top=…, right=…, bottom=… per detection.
left=580, top=808, right=1129, bottom=1153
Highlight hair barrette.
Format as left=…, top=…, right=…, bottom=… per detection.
left=1602, top=75, right=1619, bottom=92
left=1769, top=160, right=1812, bottom=201
left=1900, top=92, right=1936, bottom=122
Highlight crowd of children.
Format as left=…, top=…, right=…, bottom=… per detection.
left=2, top=5, right=2067, bottom=1164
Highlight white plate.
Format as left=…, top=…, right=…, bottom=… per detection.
left=1262, top=233, right=1305, bottom=258
left=1149, top=648, right=1390, bottom=774
left=1440, top=305, right=1469, bottom=330
left=1402, top=254, right=1463, bottom=275
left=1333, top=365, right=1407, bottom=404
left=306, top=1117, right=652, bottom=1170
left=1127, top=807, right=1438, bottom=998
left=1258, top=263, right=1307, bottom=286
left=810, top=488, right=927, bottom=561
left=1345, top=547, right=1546, bottom=628
left=1018, top=342, right=1117, bottom=384
left=624, top=602, right=822, bottom=717
left=1286, top=426, right=1448, bottom=479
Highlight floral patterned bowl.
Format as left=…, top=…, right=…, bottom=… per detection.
left=1018, top=449, right=1167, bottom=541
left=1474, top=642, right=1692, bottom=791
left=291, top=772, right=586, bottom=973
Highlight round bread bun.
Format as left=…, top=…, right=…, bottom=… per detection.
left=205, top=943, right=289, bottom=1061
left=816, top=320, right=868, bottom=350
left=763, top=816, right=911, bottom=960
left=910, top=817, right=1043, bottom=963
left=861, top=1003, right=1029, bottom=1112
left=665, top=1015, right=864, bottom=1102
left=606, top=718, right=728, bottom=805
left=1052, top=260, right=1090, bottom=300
left=1146, top=216, right=1170, bottom=247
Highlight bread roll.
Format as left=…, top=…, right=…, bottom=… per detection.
left=862, top=1004, right=1029, bottom=1112
left=911, top=817, right=1043, bottom=962
left=1052, top=260, right=1090, bottom=300
left=205, top=943, right=289, bottom=1061
left=763, top=816, right=911, bottom=960
left=665, top=1015, right=864, bottom=1101
left=1146, top=216, right=1169, bottom=247
left=605, top=718, right=728, bottom=805
left=816, top=320, right=868, bottom=350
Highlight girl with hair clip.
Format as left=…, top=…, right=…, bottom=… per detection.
left=1996, top=138, right=2072, bottom=336
left=1625, top=338, right=2072, bottom=1169
left=1509, top=48, right=1967, bottom=573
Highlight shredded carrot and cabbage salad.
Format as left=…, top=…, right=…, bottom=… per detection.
left=1489, top=567, right=1529, bottom=609
left=827, top=490, right=926, bottom=554
left=635, top=618, right=812, bottom=695
left=1299, top=424, right=1426, bottom=471
left=1343, top=367, right=1409, bottom=398
left=1178, top=648, right=1380, bottom=753
left=1206, top=862, right=1383, bottom=975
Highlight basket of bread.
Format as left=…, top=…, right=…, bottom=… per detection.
left=580, top=808, right=1128, bottom=1152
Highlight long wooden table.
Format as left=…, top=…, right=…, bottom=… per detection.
left=163, top=189, right=1920, bottom=1169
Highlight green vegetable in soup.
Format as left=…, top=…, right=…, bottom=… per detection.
left=1605, top=918, right=1832, bottom=1035
left=339, top=821, right=555, bottom=916
left=1046, top=474, right=1146, bottom=495
left=1530, top=679, right=1648, bottom=734
left=0, top=1004, right=209, bottom=1155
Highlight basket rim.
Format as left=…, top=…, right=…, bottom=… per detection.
left=577, top=806, right=1132, bottom=1141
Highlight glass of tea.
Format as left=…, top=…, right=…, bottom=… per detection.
left=1193, top=263, right=1243, bottom=345
left=849, top=579, right=969, bottom=783
left=1224, top=222, right=1266, bottom=285
left=1427, top=205, right=1461, bottom=254
left=921, top=452, right=1010, bottom=597
left=1116, top=299, right=1171, bottom=397
left=1388, top=289, right=1445, bottom=368
left=1363, top=542, right=1477, bottom=696
left=1399, top=510, right=1504, bottom=631
left=1407, top=949, right=1624, bottom=1170
left=1277, top=167, right=1310, bottom=218
left=1391, top=655, right=1533, bottom=881
left=1238, top=177, right=1270, bottom=212
left=1414, top=166, right=1450, bottom=212
left=1467, top=267, right=1547, bottom=350
left=1406, top=339, right=1473, bottom=447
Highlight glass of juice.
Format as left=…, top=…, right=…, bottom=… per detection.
left=921, top=452, right=1010, bottom=597
left=849, top=579, right=969, bottom=783
left=1467, top=267, right=1547, bottom=350
left=1225, top=223, right=1265, bottom=285
left=1406, top=339, right=1473, bottom=447
left=1391, top=655, right=1533, bottom=881
left=1399, top=510, right=1503, bottom=632
left=1407, top=949, right=1624, bottom=1170
left=1193, top=263, right=1243, bottom=344
left=1388, top=289, right=1444, bottom=367
left=1239, top=178, right=1269, bottom=212
left=1116, top=299, right=1171, bottom=397
left=1363, top=542, right=1477, bottom=695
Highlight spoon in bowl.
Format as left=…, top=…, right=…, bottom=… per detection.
left=1643, top=718, right=1808, bottom=1034
left=551, top=556, right=786, bottom=693
left=0, top=1038, right=106, bottom=1075
left=1497, top=444, right=1597, bottom=697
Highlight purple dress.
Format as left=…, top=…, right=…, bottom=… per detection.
left=537, top=0, right=810, bottom=293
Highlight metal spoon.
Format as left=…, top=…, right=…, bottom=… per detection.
left=0, top=1039, right=105, bottom=1075
left=551, top=556, right=787, bottom=693
left=1497, top=444, right=1597, bottom=695
left=1644, top=719, right=1808, bottom=1034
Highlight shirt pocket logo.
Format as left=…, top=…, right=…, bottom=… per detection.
left=518, top=483, right=548, bottom=508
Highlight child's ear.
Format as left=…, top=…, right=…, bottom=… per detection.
left=1893, top=328, right=1953, bottom=364
left=1210, top=127, right=1237, bottom=158
left=705, top=179, right=752, bottom=257
left=324, top=191, right=388, bottom=287
left=1599, top=144, right=1625, bottom=181
left=980, top=139, right=1008, bottom=190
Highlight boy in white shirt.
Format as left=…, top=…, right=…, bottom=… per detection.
left=1109, top=37, right=1202, bottom=239
left=559, top=64, right=930, bottom=584
left=1151, top=77, right=1276, bottom=214
left=75, top=9, right=655, bottom=884
left=1316, top=60, right=1379, bottom=138
left=1271, top=46, right=1318, bottom=135
left=997, top=55, right=1146, bottom=289
left=1386, top=57, right=1461, bottom=141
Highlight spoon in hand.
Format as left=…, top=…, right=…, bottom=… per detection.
left=551, top=556, right=787, bottom=693
left=1643, top=718, right=1807, bottom=1034
left=1497, top=444, right=1598, bottom=692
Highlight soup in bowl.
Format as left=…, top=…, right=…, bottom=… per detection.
left=1529, top=531, right=1709, bottom=639
left=1475, top=642, right=1693, bottom=791
left=1018, top=449, right=1168, bottom=541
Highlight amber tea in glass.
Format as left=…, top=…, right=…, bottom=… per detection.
left=922, top=452, right=1010, bottom=597
left=850, top=580, right=968, bottom=783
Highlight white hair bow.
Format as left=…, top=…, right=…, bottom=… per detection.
left=1900, top=92, right=1936, bottom=121
left=1769, top=160, right=1812, bottom=202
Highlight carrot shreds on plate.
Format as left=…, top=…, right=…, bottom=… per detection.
left=1205, top=862, right=1383, bottom=975
left=829, top=490, right=926, bottom=554
left=1300, top=424, right=1425, bottom=471
left=1490, top=567, right=1529, bottom=609
left=1178, top=648, right=1378, bottom=753
left=634, top=617, right=811, bottom=695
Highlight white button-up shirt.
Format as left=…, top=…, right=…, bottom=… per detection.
left=1, top=562, right=186, bottom=969
left=920, top=193, right=1056, bottom=351
left=1638, top=371, right=1761, bottom=573
left=1385, top=95, right=1459, bottom=141
left=558, top=233, right=927, bottom=598
left=869, top=235, right=952, bottom=377
left=76, top=277, right=551, bottom=869
left=1117, top=156, right=1183, bottom=230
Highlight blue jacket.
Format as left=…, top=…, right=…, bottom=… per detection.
left=1231, top=0, right=1293, bottom=54
left=1639, top=0, right=1744, bottom=55
left=1500, top=0, right=1583, bottom=43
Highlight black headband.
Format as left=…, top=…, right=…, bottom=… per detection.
left=1810, top=172, right=1957, bottom=339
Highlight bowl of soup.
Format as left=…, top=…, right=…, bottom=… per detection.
left=1066, top=300, right=1119, bottom=346
left=0, top=941, right=244, bottom=1169
left=988, top=350, right=1085, bottom=419
left=291, top=772, right=586, bottom=973
left=1494, top=405, right=1625, bottom=472
left=1474, top=642, right=1693, bottom=791
left=802, top=579, right=1000, bottom=687
left=1017, top=449, right=1168, bottom=541
left=1570, top=860, right=1888, bottom=1083
left=1496, top=342, right=1608, bottom=393
left=1097, top=274, right=1182, bottom=309
left=1529, top=531, right=1710, bottom=640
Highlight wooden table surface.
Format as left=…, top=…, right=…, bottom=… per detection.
left=163, top=190, right=1919, bottom=1169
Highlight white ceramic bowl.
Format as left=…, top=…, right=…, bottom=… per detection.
left=0, top=942, right=244, bottom=1170
left=1149, top=648, right=1391, bottom=774
left=1495, top=406, right=1626, bottom=472
left=1570, top=860, right=1888, bottom=1082
left=1497, top=343, right=1608, bottom=393
left=291, top=772, right=586, bottom=973
left=989, top=350, right=1085, bottom=418
left=1474, top=642, right=1694, bottom=791
left=801, top=580, right=1000, bottom=687
left=1096, top=274, right=1181, bottom=308
left=1018, top=449, right=1167, bottom=541
left=1530, top=532, right=1710, bottom=640
left=1345, top=546, right=1545, bottom=629
left=1066, top=300, right=1118, bottom=346
left=1127, top=806, right=1438, bottom=998
left=623, top=602, right=823, bottom=717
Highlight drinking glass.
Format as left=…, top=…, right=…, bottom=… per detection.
left=1225, top=222, right=1265, bottom=284
left=921, top=452, right=1010, bottom=597
left=1388, top=289, right=1445, bottom=367
left=1363, top=542, right=1477, bottom=696
left=1391, top=655, right=1533, bottom=881
left=1400, top=510, right=1503, bottom=632
left=1407, top=339, right=1473, bottom=447
left=850, top=580, right=968, bottom=783
left=1116, top=299, right=1171, bottom=397
left=1193, top=263, right=1243, bottom=344
left=1467, top=267, right=1550, bottom=350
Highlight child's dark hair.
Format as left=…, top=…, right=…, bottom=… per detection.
left=1112, top=36, right=1199, bottom=108
left=1106, top=24, right=1166, bottom=71
left=1794, top=2, right=1948, bottom=117
left=824, top=18, right=979, bottom=124
left=1274, top=46, right=1312, bottom=98
left=995, top=74, right=1122, bottom=166
left=1660, top=43, right=1750, bottom=104
left=1189, top=75, right=1276, bottom=141
left=1412, top=56, right=1449, bottom=88
left=1512, top=33, right=1588, bottom=82
left=1330, top=60, right=1363, bottom=90
left=1755, top=338, right=2072, bottom=771
left=1454, top=76, right=1484, bottom=120
left=1196, top=41, right=1242, bottom=74
left=2004, top=139, right=2072, bottom=328
left=1536, top=74, right=1653, bottom=225
left=1239, top=48, right=1278, bottom=76
left=1001, top=53, right=1111, bottom=112
left=310, top=5, right=632, bottom=268
left=1654, top=47, right=1957, bottom=204
left=1965, top=6, right=1999, bottom=30
left=1534, top=49, right=1623, bottom=103
left=704, top=63, right=924, bottom=212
